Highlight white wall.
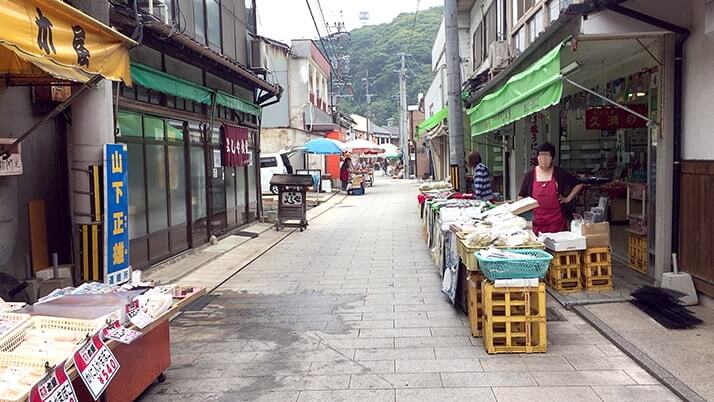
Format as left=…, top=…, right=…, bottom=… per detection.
left=683, top=0, right=714, bottom=160
left=432, top=18, right=446, bottom=72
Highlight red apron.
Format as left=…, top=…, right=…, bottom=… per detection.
left=531, top=173, right=566, bottom=235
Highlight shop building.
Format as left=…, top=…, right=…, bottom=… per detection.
left=108, top=0, right=281, bottom=270
left=460, top=0, right=714, bottom=296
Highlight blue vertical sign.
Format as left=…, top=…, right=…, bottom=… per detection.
left=104, top=144, right=131, bottom=285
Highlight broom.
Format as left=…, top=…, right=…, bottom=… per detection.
left=630, top=286, right=702, bottom=329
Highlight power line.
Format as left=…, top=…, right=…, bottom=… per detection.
left=406, top=0, right=421, bottom=52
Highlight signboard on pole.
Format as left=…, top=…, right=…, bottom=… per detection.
left=104, top=144, right=130, bottom=285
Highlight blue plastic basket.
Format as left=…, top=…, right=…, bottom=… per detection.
left=474, top=249, right=553, bottom=281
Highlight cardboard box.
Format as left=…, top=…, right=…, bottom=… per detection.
left=581, top=222, right=611, bottom=248
left=542, top=232, right=587, bottom=252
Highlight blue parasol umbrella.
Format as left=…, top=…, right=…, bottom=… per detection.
left=302, top=138, right=344, bottom=155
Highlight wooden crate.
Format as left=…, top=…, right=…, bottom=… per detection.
left=481, top=280, right=547, bottom=354
left=482, top=318, right=547, bottom=354
left=550, top=250, right=582, bottom=267
left=628, top=231, right=648, bottom=274
left=466, top=272, right=485, bottom=337
left=583, top=247, right=612, bottom=265
left=582, top=248, right=613, bottom=290
left=481, top=280, right=546, bottom=321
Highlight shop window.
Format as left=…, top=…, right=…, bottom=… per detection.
left=176, top=97, right=185, bottom=110
left=549, top=0, right=561, bottom=22
left=534, top=9, right=544, bottom=37
left=210, top=127, right=220, bottom=145
left=514, top=27, right=525, bottom=54
left=236, top=166, right=247, bottom=220
left=145, top=144, right=169, bottom=231
left=167, top=95, right=176, bottom=109
left=167, top=120, right=184, bottom=142
left=246, top=151, right=256, bottom=218
left=125, top=143, right=147, bottom=238
left=143, top=116, right=165, bottom=140
left=190, top=146, right=208, bottom=219
left=189, top=122, right=204, bottom=144
left=485, top=3, right=497, bottom=54
left=206, top=0, right=222, bottom=52
left=528, top=17, right=536, bottom=44
left=226, top=166, right=236, bottom=209
left=193, top=0, right=206, bottom=45
left=117, top=112, right=142, bottom=137
left=472, top=23, right=483, bottom=69
left=148, top=89, right=161, bottom=105
left=137, top=86, right=149, bottom=103
left=167, top=145, right=188, bottom=225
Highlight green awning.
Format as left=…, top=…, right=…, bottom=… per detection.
left=216, top=91, right=261, bottom=117
left=467, top=42, right=563, bottom=136
left=416, top=107, right=448, bottom=138
left=131, top=63, right=213, bottom=105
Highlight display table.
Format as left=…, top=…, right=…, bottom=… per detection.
left=67, top=288, right=205, bottom=402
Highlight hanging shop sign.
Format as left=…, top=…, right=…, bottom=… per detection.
left=29, top=360, right=77, bottom=402
left=222, top=125, right=250, bottom=167
left=585, top=105, right=648, bottom=130
left=73, top=334, right=120, bottom=400
left=104, top=144, right=131, bottom=285
left=0, top=139, right=22, bottom=176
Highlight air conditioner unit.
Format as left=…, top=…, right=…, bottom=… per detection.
left=489, top=41, right=511, bottom=70
left=250, top=39, right=267, bottom=72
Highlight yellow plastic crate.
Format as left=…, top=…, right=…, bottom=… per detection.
left=628, top=232, right=648, bottom=274
left=466, top=272, right=485, bottom=337
left=546, top=264, right=583, bottom=293
left=481, top=279, right=547, bottom=354
left=0, top=313, right=30, bottom=342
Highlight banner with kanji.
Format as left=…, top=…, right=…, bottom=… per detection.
left=585, top=105, right=648, bottom=130
left=222, top=125, right=250, bottom=167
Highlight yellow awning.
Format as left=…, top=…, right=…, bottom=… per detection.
left=0, top=0, right=134, bottom=84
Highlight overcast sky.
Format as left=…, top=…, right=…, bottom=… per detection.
left=256, top=0, right=444, bottom=44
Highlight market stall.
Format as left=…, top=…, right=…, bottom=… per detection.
left=419, top=184, right=560, bottom=354
left=0, top=281, right=204, bottom=401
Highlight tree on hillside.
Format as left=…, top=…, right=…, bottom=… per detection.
left=337, top=6, right=443, bottom=126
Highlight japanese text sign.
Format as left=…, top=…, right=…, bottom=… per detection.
left=30, top=360, right=77, bottom=402
left=73, top=335, right=120, bottom=400
left=585, top=105, right=648, bottom=130
left=0, top=139, right=22, bottom=176
left=222, top=125, right=250, bottom=167
left=125, top=298, right=153, bottom=329
left=102, top=320, right=142, bottom=344
left=104, top=144, right=130, bottom=285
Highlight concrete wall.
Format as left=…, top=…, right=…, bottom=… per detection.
left=261, top=43, right=290, bottom=128
left=0, top=87, right=70, bottom=281
left=432, top=18, right=446, bottom=71
left=260, top=127, right=324, bottom=171
left=288, top=57, right=310, bottom=130
left=683, top=0, right=714, bottom=160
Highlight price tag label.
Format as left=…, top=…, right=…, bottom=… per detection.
left=73, top=334, right=120, bottom=400
left=125, top=298, right=153, bottom=329
left=102, top=320, right=142, bottom=344
left=29, top=360, right=77, bottom=402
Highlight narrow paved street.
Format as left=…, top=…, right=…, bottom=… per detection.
left=140, top=178, right=678, bottom=402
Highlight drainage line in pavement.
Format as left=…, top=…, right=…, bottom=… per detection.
left=572, top=305, right=705, bottom=402
left=177, top=194, right=347, bottom=315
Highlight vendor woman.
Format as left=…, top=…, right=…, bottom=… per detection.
left=518, top=142, right=584, bottom=235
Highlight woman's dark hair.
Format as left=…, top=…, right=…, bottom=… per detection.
left=467, top=151, right=482, bottom=167
left=536, top=142, right=556, bottom=158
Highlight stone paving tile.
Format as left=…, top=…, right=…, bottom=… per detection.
left=394, top=318, right=465, bottom=328
left=532, top=370, right=637, bottom=386
left=396, top=387, right=497, bottom=402
left=308, top=360, right=395, bottom=375
left=358, top=328, right=432, bottom=338
left=222, top=361, right=313, bottom=377
left=354, top=347, right=436, bottom=361
left=591, top=385, right=682, bottom=401
left=433, top=345, right=490, bottom=359
left=441, top=371, right=538, bottom=387
left=349, top=373, right=442, bottom=389
left=624, top=369, right=661, bottom=385
left=480, top=356, right=575, bottom=371
left=139, top=391, right=301, bottom=402
left=297, top=389, right=395, bottom=402
left=396, top=337, right=473, bottom=349
left=395, top=358, right=484, bottom=373
left=565, top=355, right=641, bottom=370
left=491, top=386, right=602, bottom=402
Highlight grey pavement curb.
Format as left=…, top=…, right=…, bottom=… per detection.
left=572, top=305, right=706, bottom=402
left=546, top=287, right=632, bottom=308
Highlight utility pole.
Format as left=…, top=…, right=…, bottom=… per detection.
left=397, top=53, right=410, bottom=177
left=361, top=70, right=376, bottom=140
left=444, top=0, right=467, bottom=191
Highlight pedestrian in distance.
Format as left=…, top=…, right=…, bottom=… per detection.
left=468, top=150, right=493, bottom=201
left=518, top=142, right=584, bottom=235
left=340, top=157, right=352, bottom=191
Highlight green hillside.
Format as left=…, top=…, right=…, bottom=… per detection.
left=337, top=6, right=443, bottom=125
